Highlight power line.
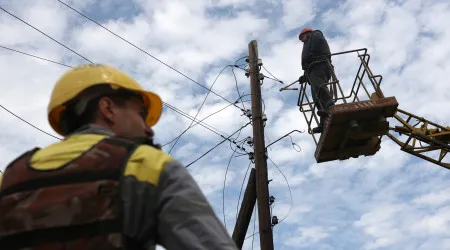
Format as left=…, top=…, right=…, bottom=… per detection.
left=163, top=96, right=252, bottom=149
left=0, top=46, right=73, bottom=68
left=267, top=157, right=292, bottom=223
left=0, top=104, right=62, bottom=140
left=163, top=102, right=233, bottom=143
left=234, top=56, right=248, bottom=65
left=232, top=66, right=246, bottom=111
left=0, top=45, right=236, bottom=144
left=262, top=65, right=283, bottom=84
left=242, top=158, right=294, bottom=242
left=0, top=6, right=92, bottom=63
left=168, top=65, right=235, bottom=154
left=232, top=56, right=247, bottom=111
left=56, top=0, right=242, bottom=109
left=223, top=147, right=237, bottom=231
left=251, top=206, right=257, bottom=250
left=266, top=129, right=304, bottom=149
left=2, top=3, right=243, bottom=113
left=230, top=125, right=245, bottom=144
left=185, top=122, right=251, bottom=168
left=229, top=137, right=249, bottom=157
left=1, top=5, right=253, bottom=149
left=263, top=74, right=284, bottom=84
left=236, top=161, right=252, bottom=220
left=164, top=104, right=251, bottom=156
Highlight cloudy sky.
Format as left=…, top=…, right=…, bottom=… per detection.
left=1, top=0, right=450, bottom=249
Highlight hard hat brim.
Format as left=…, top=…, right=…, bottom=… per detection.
left=139, top=90, right=163, bottom=128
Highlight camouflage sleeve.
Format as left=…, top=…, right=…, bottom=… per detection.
left=156, top=160, right=238, bottom=250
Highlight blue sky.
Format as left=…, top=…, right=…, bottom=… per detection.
left=1, top=0, right=450, bottom=249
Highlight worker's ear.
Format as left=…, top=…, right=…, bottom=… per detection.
left=98, top=97, right=120, bottom=123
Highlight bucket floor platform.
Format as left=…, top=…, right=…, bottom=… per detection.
left=315, top=96, right=399, bottom=163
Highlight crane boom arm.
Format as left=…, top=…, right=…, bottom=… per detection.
left=386, top=108, right=450, bottom=169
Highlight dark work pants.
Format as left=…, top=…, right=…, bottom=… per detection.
left=308, top=63, right=334, bottom=113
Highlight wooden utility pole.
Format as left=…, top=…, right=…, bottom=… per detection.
left=232, top=168, right=257, bottom=249
left=248, top=40, right=274, bottom=250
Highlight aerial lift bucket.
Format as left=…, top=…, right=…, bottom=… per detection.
left=295, top=49, right=399, bottom=163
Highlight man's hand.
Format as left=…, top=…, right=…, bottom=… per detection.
left=299, top=75, right=307, bottom=83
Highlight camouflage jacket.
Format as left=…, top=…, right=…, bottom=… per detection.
left=0, top=124, right=238, bottom=250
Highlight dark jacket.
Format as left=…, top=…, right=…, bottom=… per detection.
left=301, top=30, right=331, bottom=71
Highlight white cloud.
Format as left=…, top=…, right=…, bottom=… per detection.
left=282, top=0, right=315, bottom=30
left=285, top=226, right=333, bottom=248
left=2, top=0, right=450, bottom=249
left=353, top=204, right=407, bottom=249
left=413, top=188, right=450, bottom=206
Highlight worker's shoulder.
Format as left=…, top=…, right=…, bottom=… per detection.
left=124, top=144, right=182, bottom=186
left=128, top=144, right=175, bottom=165
left=28, top=134, right=108, bottom=171
left=312, top=29, right=326, bottom=37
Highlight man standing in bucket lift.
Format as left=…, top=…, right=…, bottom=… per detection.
left=298, top=27, right=335, bottom=133
left=0, top=64, right=238, bottom=250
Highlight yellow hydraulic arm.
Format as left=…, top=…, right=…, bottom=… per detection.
left=387, top=108, right=450, bottom=169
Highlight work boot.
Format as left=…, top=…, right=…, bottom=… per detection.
left=312, top=114, right=326, bottom=134
left=317, top=110, right=328, bottom=118
left=312, top=126, right=323, bottom=134
left=313, top=106, right=333, bottom=134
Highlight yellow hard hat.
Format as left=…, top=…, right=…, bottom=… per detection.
left=48, top=64, right=163, bottom=136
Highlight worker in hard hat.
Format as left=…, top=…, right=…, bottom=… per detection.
left=298, top=28, right=335, bottom=133
left=0, top=64, right=238, bottom=250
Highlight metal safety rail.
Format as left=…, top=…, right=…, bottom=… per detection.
left=296, top=48, right=385, bottom=145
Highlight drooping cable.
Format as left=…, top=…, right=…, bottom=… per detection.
left=242, top=158, right=295, bottom=242
left=261, top=65, right=284, bottom=84
left=232, top=66, right=245, bottom=111
left=262, top=65, right=280, bottom=81
left=168, top=65, right=235, bottom=153
left=251, top=206, right=257, bottom=250
left=267, top=157, right=293, bottom=223
left=185, top=122, right=251, bottom=168
left=223, top=148, right=237, bottom=230
left=235, top=161, right=252, bottom=220
left=163, top=102, right=233, bottom=145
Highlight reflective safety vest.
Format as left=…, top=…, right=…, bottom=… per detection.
left=0, top=136, right=139, bottom=249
